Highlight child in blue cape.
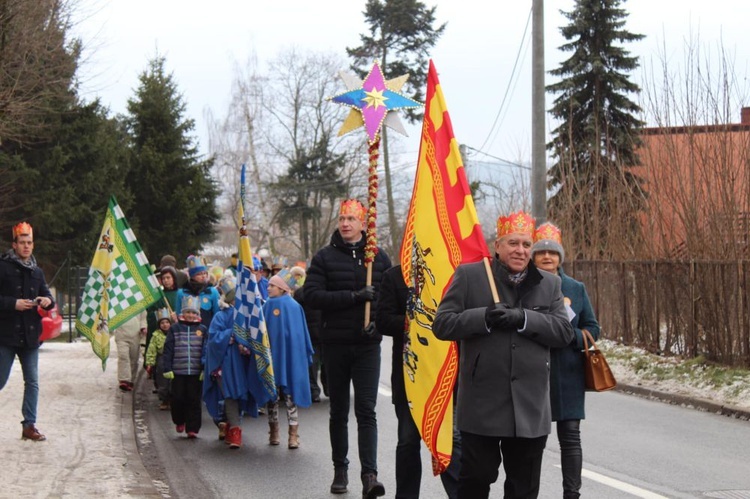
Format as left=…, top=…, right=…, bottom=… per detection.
left=203, top=275, right=260, bottom=449
left=263, top=270, right=314, bottom=449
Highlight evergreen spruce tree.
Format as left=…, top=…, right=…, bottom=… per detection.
left=8, top=101, right=130, bottom=271
left=546, top=0, right=645, bottom=258
left=347, top=0, right=445, bottom=251
left=125, top=57, right=220, bottom=263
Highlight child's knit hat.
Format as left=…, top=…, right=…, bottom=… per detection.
left=269, top=274, right=292, bottom=294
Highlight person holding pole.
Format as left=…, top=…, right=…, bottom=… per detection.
left=303, top=199, right=391, bottom=498
left=433, top=210, right=575, bottom=499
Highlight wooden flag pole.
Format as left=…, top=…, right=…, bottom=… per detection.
left=483, top=257, right=500, bottom=303
left=364, top=262, right=374, bottom=325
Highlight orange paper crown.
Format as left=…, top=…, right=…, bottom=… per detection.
left=13, top=222, right=33, bottom=240
left=339, top=199, right=366, bottom=222
left=533, top=222, right=562, bottom=244
left=496, top=211, right=535, bottom=238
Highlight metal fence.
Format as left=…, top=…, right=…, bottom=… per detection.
left=47, top=257, right=89, bottom=342
left=567, top=261, right=750, bottom=368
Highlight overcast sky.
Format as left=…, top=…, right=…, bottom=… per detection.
left=72, top=0, right=750, bottom=171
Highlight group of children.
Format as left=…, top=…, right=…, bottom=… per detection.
left=141, top=255, right=314, bottom=450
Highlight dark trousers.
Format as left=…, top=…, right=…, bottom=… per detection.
left=394, top=396, right=460, bottom=499
left=170, top=374, right=202, bottom=433
left=153, top=355, right=171, bottom=403
left=557, top=419, right=582, bottom=499
left=309, top=341, right=326, bottom=398
left=458, top=431, right=547, bottom=499
left=323, top=343, right=380, bottom=475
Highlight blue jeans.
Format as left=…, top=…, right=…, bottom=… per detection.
left=323, top=343, right=381, bottom=475
left=0, top=345, right=40, bottom=427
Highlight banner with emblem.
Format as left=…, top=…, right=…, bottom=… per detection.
left=76, top=196, right=164, bottom=370
left=233, top=164, right=277, bottom=406
left=400, top=61, right=490, bottom=474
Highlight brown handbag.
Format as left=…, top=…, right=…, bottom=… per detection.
left=581, top=329, right=617, bottom=392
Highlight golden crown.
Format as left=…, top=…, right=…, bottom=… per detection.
left=13, top=222, right=33, bottom=240
left=496, top=211, right=535, bottom=238
left=533, top=222, right=562, bottom=244
left=339, top=199, right=366, bottom=222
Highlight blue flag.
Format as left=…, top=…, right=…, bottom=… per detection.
left=232, top=165, right=276, bottom=405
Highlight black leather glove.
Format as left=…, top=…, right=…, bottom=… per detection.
left=485, top=303, right=525, bottom=330
left=352, top=285, right=375, bottom=303
left=485, top=303, right=505, bottom=330
left=362, top=322, right=377, bottom=337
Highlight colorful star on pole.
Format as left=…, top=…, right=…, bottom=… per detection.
left=330, top=61, right=422, bottom=144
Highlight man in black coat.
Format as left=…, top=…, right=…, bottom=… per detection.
left=303, top=199, right=391, bottom=499
left=0, top=222, right=55, bottom=441
left=377, top=264, right=460, bottom=499
left=433, top=211, right=575, bottom=499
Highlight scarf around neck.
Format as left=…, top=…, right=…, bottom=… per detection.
left=4, top=248, right=36, bottom=269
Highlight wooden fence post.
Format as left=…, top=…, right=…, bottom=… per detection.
left=689, top=260, right=696, bottom=358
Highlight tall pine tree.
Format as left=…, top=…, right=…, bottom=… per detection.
left=347, top=0, right=445, bottom=251
left=546, top=0, right=645, bottom=259
left=125, top=57, right=219, bottom=263
left=8, top=100, right=130, bottom=272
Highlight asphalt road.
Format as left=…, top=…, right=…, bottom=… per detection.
left=135, top=337, right=750, bottom=498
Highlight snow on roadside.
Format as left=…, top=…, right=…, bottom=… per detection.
left=600, top=339, right=750, bottom=410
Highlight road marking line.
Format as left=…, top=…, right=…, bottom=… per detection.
left=378, top=385, right=392, bottom=397
left=554, top=465, right=669, bottom=498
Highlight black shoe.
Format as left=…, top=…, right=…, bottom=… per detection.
left=312, top=393, right=321, bottom=403
left=330, top=468, right=348, bottom=494
left=362, top=472, right=385, bottom=498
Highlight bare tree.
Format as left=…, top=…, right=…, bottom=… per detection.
left=639, top=33, right=750, bottom=260
left=208, top=49, right=369, bottom=262
left=0, top=0, right=80, bottom=146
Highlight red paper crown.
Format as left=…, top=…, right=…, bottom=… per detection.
left=533, top=222, right=562, bottom=244
left=13, top=222, right=33, bottom=240
left=339, top=199, right=366, bottom=222
left=496, top=211, right=535, bottom=238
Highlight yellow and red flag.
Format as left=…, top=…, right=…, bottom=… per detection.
left=400, top=60, right=490, bottom=474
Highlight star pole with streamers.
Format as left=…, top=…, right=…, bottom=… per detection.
left=329, top=61, right=422, bottom=325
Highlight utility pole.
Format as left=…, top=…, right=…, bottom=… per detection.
left=531, top=0, right=547, bottom=222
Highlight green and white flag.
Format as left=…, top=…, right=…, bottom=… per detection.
left=75, top=196, right=163, bottom=370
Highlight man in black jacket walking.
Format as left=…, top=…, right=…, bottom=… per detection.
left=303, top=199, right=391, bottom=498
left=377, top=264, right=460, bottom=499
left=0, top=222, right=55, bottom=442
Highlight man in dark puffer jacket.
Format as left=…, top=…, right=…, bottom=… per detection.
left=303, top=199, right=391, bottom=499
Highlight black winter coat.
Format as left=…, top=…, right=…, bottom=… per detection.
left=303, top=230, right=391, bottom=345
left=375, top=264, right=409, bottom=406
left=0, top=252, right=54, bottom=349
left=293, top=286, right=322, bottom=344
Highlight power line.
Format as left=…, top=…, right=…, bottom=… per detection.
left=463, top=144, right=531, bottom=170
left=478, top=7, right=533, bottom=154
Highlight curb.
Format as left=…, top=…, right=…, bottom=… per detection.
left=120, top=369, right=163, bottom=497
left=615, top=382, right=750, bottom=421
